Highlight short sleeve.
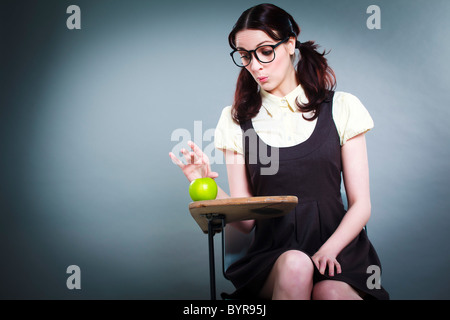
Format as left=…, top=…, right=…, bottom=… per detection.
left=333, top=92, right=374, bottom=145
left=214, top=106, right=244, bottom=154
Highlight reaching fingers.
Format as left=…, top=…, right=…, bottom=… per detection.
left=188, top=141, right=201, bottom=156
left=169, top=152, right=184, bottom=168
left=208, top=171, right=219, bottom=179
left=188, top=141, right=209, bottom=164
left=180, top=148, right=196, bottom=165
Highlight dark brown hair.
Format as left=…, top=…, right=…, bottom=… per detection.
left=228, top=3, right=336, bottom=123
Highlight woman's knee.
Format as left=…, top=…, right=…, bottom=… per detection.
left=260, top=250, right=314, bottom=299
left=275, top=250, right=314, bottom=283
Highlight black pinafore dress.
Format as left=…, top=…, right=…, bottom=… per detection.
left=225, top=92, right=389, bottom=300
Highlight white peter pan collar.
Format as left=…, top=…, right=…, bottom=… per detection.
left=260, top=84, right=309, bottom=117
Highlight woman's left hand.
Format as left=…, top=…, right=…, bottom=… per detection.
left=311, top=250, right=342, bottom=277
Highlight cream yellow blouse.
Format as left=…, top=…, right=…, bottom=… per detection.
left=214, top=85, right=374, bottom=154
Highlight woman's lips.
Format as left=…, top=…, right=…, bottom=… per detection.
left=257, top=76, right=268, bottom=83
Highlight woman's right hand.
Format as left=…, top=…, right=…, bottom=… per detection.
left=169, top=141, right=219, bottom=183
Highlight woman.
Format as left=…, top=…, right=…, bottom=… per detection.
left=169, top=3, right=389, bottom=300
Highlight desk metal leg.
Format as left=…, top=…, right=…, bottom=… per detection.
left=207, top=218, right=216, bottom=300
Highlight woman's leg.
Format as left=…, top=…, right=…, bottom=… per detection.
left=312, top=280, right=363, bottom=300
left=259, top=250, right=314, bottom=300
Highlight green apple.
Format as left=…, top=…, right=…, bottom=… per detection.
left=189, top=178, right=218, bottom=201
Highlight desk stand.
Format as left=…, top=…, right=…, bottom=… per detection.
left=205, top=214, right=225, bottom=300
left=189, top=196, right=298, bottom=300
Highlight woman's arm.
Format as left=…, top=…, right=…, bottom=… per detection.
left=312, top=133, right=371, bottom=276
left=169, top=141, right=255, bottom=233
left=221, top=149, right=255, bottom=234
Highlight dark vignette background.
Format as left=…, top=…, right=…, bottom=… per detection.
left=1, top=0, right=449, bottom=299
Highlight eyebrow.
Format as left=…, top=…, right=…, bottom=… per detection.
left=236, top=40, right=272, bottom=51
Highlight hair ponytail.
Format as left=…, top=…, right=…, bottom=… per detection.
left=296, top=41, right=336, bottom=120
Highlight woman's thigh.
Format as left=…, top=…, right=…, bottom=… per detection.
left=312, top=280, right=363, bottom=300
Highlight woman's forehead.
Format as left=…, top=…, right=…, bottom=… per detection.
left=235, top=29, right=275, bottom=49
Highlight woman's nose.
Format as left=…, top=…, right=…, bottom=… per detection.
left=248, top=56, right=263, bottom=72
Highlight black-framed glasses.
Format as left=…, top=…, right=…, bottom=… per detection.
left=230, top=37, right=290, bottom=67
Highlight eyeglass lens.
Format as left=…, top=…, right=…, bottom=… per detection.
left=232, top=46, right=275, bottom=67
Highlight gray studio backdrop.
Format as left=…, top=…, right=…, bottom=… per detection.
left=1, top=0, right=449, bottom=299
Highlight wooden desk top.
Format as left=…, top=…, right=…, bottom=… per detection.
left=189, top=196, right=298, bottom=233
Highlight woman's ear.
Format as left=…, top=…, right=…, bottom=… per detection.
left=288, top=36, right=297, bottom=55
